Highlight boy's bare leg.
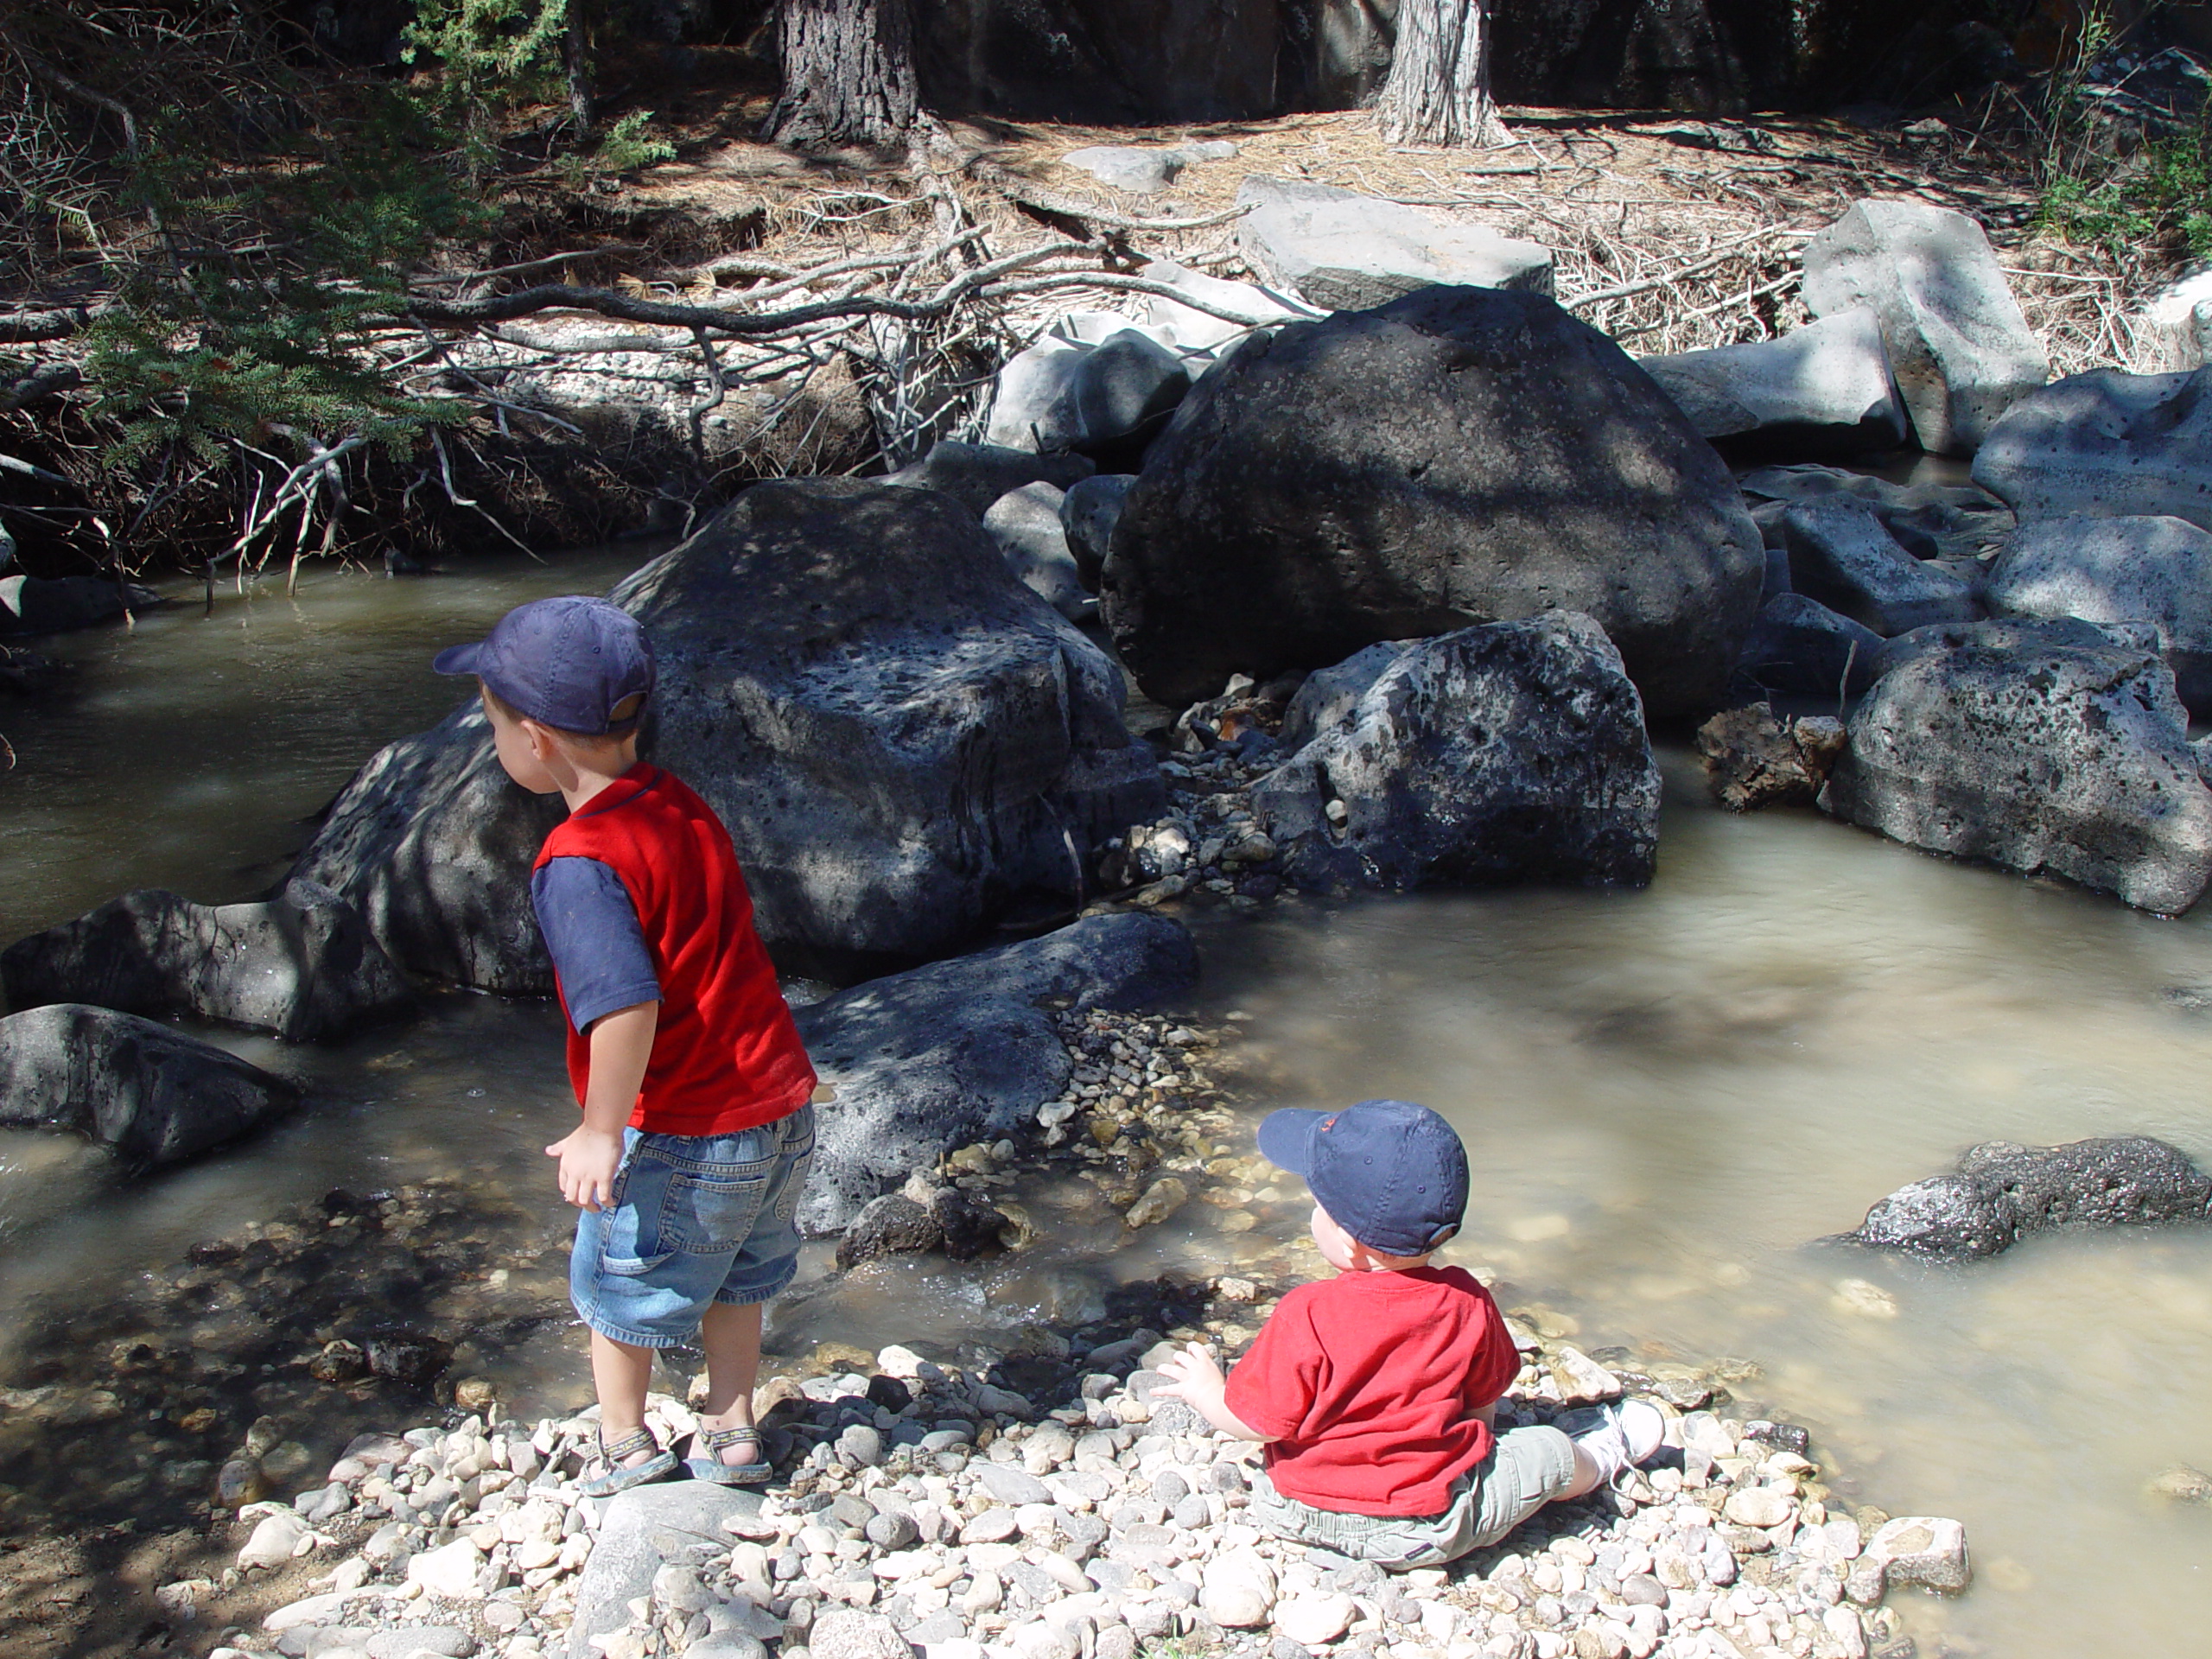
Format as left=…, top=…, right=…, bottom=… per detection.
left=591, top=1331, right=662, bottom=1467
left=1557, top=1445, right=1607, bottom=1501
left=695, top=1300, right=764, bottom=1465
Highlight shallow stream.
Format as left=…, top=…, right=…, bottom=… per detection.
left=4, top=550, right=2212, bottom=1656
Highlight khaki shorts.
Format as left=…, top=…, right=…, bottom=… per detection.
left=1249, top=1426, right=1579, bottom=1568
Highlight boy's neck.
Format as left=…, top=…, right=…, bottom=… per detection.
left=558, top=745, right=641, bottom=813
left=1338, top=1252, right=1435, bottom=1275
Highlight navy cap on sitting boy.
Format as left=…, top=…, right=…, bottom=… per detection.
left=1256, top=1097, right=1470, bottom=1256
left=433, top=594, right=654, bottom=735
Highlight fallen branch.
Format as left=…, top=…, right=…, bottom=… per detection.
left=966, top=162, right=1255, bottom=234
left=1560, top=228, right=1809, bottom=309
left=0, top=305, right=107, bottom=344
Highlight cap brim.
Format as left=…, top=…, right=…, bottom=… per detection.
left=1256, top=1108, right=1329, bottom=1176
left=432, top=642, right=484, bottom=676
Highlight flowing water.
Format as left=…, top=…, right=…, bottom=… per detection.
left=5, top=551, right=2212, bottom=1656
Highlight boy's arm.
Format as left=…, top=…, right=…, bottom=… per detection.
left=1156, top=1344, right=1278, bottom=1442
left=546, top=999, right=659, bottom=1211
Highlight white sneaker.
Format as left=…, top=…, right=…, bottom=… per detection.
left=1560, top=1399, right=1667, bottom=1485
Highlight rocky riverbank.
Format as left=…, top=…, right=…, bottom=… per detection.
left=173, top=1285, right=1959, bottom=1659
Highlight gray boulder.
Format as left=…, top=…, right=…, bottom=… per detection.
left=1985, top=514, right=2212, bottom=713
left=1820, top=632, right=2212, bottom=913
left=1801, top=198, right=2049, bottom=455
left=1738, top=464, right=2015, bottom=563
left=982, top=483, right=1090, bottom=621
left=0, top=575, right=161, bottom=636
left=569, top=1484, right=765, bottom=1659
left=1866, top=616, right=2163, bottom=683
left=2, top=880, right=412, bottom=1043
left=793, top=912, right=1197, bottom=1235
left=1249, top=615, right=1662, bottom=893
left=1234, top=175, right=1554, bottom=309
left=1101, top=285, right=1765, bottom=719
left=1834, top=1136, right=2212, bottom=1259
left=1781, top=497, right=1980, bottom=636
left=0, top=1003, right=299, bottom=1166
left=984, top=339, right=1090, bottom=453
left=1061, top=145, right=1186, bottom=194
left=1071, top=329, right=1191, bottom=457
left=1736, top=594, right=1884, bottom=700
left=1972, top=366, right=2212, bottom=530
left=882, top=442, right=1095, bottom=518
left=1059, top=474, right=1135, bottom=587
left=294, top=480, right=1165, bottom=988
left=1639, top=308, right=1906, bottom=455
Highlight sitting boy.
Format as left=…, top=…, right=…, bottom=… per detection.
left=1158, top=1098, right=1662, bottom=1567
left=435, top=595, right=820, bottom=1496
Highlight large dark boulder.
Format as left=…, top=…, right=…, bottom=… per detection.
left=1834, top=1137, right=2212, bottom=1259
left=1251, top=614, right=1661, bottom=891
left=793, top=912, right=1197, bottom=1236
left=2, top=880, right=412, bottom=1042
left=1099, top=285, right=1764, bottom=720
left=0, top=1004, right=299, bottom=1166
left=293, top=480, right=1165, bottom=988
left=1820, top=632, right=2212, bottom=913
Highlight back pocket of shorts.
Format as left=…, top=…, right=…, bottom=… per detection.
left=658, top=1169, right=768, bottom=1255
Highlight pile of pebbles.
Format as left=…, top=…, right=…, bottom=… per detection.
left=196, top=1291, right=1965, bottom=1659
left=1093, top=675, right=1305, bottom=913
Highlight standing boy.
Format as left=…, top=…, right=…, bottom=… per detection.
left=1158, top=1098, right=1663, bottom=1567
left=435, top=595, right=818, bottom=1495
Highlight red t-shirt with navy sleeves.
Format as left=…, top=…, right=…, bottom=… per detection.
left=531, top=763, right=815, bottom=1136
left=1223, top=1265, right=1522, bottom=1516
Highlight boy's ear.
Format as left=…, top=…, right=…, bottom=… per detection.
left=518, top=717, right=564, bottom=763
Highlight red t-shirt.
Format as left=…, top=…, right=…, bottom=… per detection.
left=1223, top=1266, right=1522, bottom=1516
left=532, top=763, right=817, bottom=1136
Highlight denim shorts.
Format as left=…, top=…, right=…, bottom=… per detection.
left=1249, top=1425, right=1579, bottom=1568
left=569, top=1105, right=815, bottom=1348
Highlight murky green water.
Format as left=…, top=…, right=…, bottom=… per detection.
left=5, top=554, right=2212, bottom=1655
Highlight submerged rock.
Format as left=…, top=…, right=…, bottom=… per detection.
left=1973, top=365, right=2212, bottom=529
left=1250, top=615, right=1662, bottom=892
left=793, top=912, right=1198, bottom=1235
left=1736, top=593, right=1885, bottom=701
left=1801, top=198, right=2048, bottom=455
left=1820, top=632, right=2212, bottom=913
left=0, top=1003, right=298, bottom=1166
left=1834, top=1135, right=2212, bottom=1258
left=1, top=880, right=411, bottom=1042
left=1781, top=497, right=1979, bottom=637
left=0, top=574, right=162, bottom=636
left=295, top=480, right=1164, bottom=986
left=1102, top=284, right=1765, bottom=719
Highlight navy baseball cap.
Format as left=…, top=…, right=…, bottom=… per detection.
left=1257, top=1098, right=1469, bottom=1257
left=433, top=596, right=654, bottom=735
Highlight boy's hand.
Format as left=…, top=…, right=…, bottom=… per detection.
left=1155, top=1343, right=1226, bottom=1408
left=1156, top=1342, right=1276, bottom=1443
left=547, top=1125, right=625, bottom=1211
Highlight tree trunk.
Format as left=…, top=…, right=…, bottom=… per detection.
left=1375, top=0, right=1510, bottom=148
left=564, top=0, right=595, bottom=135
left=766, top=0, right=918, bottom=149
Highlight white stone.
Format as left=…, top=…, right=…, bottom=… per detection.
left=1640, top=309, right=1906, bottom=454
left=237, top=1510, right=310, bottom=1572
left=1200, top=1550, right=1276, bottom=1627
left=407, top=1538, right=487, bottom=1601
left=1274, top=1592, right=1356, bottom=1644
left=2139, top=266, right=2212, bottom=371
left=1140, top=260, right=1306, bottom=354
left=1062, top=147, right=1187, bottom=195
left=1866, top=1516, right=1971, bottom=1592
left=1236, top=175, right=1554, bottom=309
